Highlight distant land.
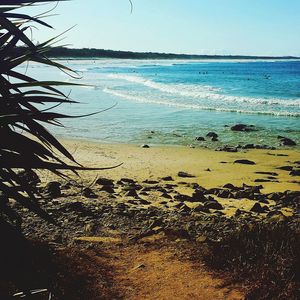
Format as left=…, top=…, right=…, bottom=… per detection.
left=46, top=47, right=300, bottom=60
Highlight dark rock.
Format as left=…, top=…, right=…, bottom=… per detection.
left=179, top=204, right=191, bottom=214
left=125, top=190, right=139, bottom=198
left=259, top=198, right=270, bottom=204
left=216, top=145, right=238, bottom=152
left=143, top=179, right=159, bottom=184
left=82, top=188, right=98, bottom=199
left=161, top=193, right=172, bottom=199
left=178, top=171, right=195, bottom=178
left=139, top=199, right=151, bottom=205
left=191, top=190, right=207, bottom=202
left=139, top=191, right=149, bottom=196
left=223, top=183, right=237, bottom=190
left=193, top=204, right=210, bottom=213
left=195, top=136, right=205, bottom=141
left=255, top=171, right=278, bottom=176
left=206, top=132, right=218, bottom=139
left=204, top=200, right=223, bottom=210
left=211, top=136, right=219, bottom=142
left=44, top=181, right=61, bottom=198
left=235, top=209, right=243, bottom=216
left=250, top=202, right=266, bottom=213
left=216, top=189, right=232, bottom=198
left=234, top=159, right=256, bottom=165
left=242, top=184, right=263, bottom=193
left=267, top=192, right=282, bottom=201
left=254, top=178, right=273, bottom=183
left=277, top=136, right=296, bottom=146
left=174, top=194, right=192, bottom=202
left=96, top=178, right=114, bottom=186
left=290, top=170, right=300, bottom=176
left=276, top=166, right=293, bottom=171
left=243, top=143, right=255, bottom=149
left=100, top=185, right=115, bottom=193
left=231, top=124, right=256, bottom=132
left=161, top=176, right=174, bottom=181
left=141, top=144, right=150, bottom=148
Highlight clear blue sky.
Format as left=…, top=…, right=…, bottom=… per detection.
left=25, top=0, right=300, bottom=56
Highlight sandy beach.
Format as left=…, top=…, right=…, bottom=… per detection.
left=38, top=139, right=299, bottom=217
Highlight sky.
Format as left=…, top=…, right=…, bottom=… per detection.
left=23, top=0, right=300, bottom=56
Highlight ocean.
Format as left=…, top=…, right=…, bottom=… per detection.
left=21, top=59, right=300, bottom=148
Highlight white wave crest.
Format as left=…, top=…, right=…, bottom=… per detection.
left=107, top=74, right=300, bottom=108
left=103, top=87, right=300, bottom=117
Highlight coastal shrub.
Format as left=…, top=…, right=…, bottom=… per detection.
left=203, top=221, right=300, bottom=299
left=0, top=1, right=111, bottom=228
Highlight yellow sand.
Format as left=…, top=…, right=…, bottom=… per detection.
left=48, top=139, right=299, bottom=194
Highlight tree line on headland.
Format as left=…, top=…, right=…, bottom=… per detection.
left=44, top=47, right=299, bottom=60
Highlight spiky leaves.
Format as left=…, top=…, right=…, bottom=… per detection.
left=0, top=1, right=108, bottom=226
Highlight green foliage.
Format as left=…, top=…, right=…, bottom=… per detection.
left=0, top=1, right=110, bottom=226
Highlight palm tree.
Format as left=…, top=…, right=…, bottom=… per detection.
left=0, top=1, right=110, bottom=227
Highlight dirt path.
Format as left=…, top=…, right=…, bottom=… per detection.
left=87, top=234, right=245, bottom=300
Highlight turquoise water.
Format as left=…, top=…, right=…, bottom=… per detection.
left=21, top=59, right=300, bottom=148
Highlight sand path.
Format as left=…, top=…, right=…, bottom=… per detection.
left=79, top=233, right=245, bottom=300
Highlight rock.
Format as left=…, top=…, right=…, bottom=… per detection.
left=211, top=136, right=219, bottom=142
left=216, top=189, right=232, bottom=198
left=96, top=178, right=114, bottom=186
left=100, top=185, right=115, bottom=193
left=231, top=124, right=255, bottom=132
left=44, top=181, right=61, bottom=198
left=195, top=136, right=205, bottom=141
left=250, top=202, right=266, bottom=213
left=259, top=198, right=269, bottom=204
left=143, top=179, right=159, bottom=184
left=206, top=132, right=218, bottom=139
left=191, top=190, right=207, bottom=202
left=179, top=204, right=191, bottom=214
left=161, top=176, right=174, bottom=181
left=223, top=183, right=237, bottom=190
left=139, top=199, right=151, bottom=205
left=174, top=193, right=192, bottom=202
left=277, top=136, right=296, bottom=146
left=125, top=190, right=139, bottom=198
left=204, top=200, right=223, bottom=210
left=161, top=193, right=172, bottom=199
left=255, top=171, right=278, bottom=176
left=254, top=179, right=273, bottom=183
left=234, top=159, right=256, bottom=165
left=290, top=170, right=300, bottom=176
left=193, top=204, right=210, bottom=213
left=235, top=209, right=243, bottom=216
left=216, top=145, right=238, bottom=152
left=141, top=144, right=150, bottom=148
left=277, top=166, right=294, bottom=171
left=178, top=171, right=195, bottom=178
left=82, top=188, right=98, bottom=199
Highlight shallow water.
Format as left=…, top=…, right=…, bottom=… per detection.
left=19, top=59, right=300, bottom=148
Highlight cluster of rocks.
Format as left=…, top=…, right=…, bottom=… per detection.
left=194, top=124, right=297, bottom=152
left=4, top=165, right=299, bottom=247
